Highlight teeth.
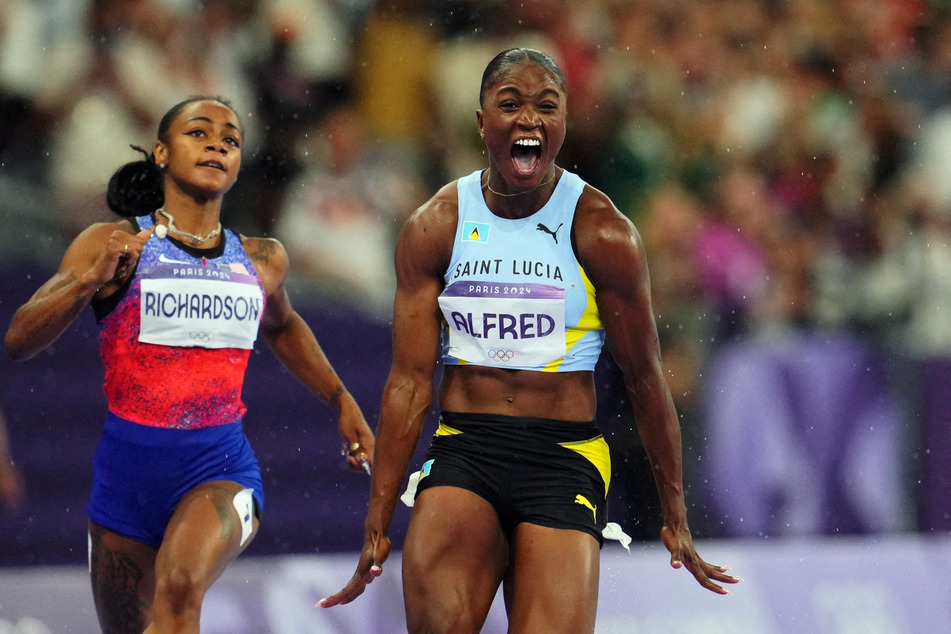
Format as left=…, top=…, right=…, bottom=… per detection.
left=514, top=139, right=540, bottom=146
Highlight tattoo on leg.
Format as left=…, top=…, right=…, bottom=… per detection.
left=91, top=544, right=149, bottom=634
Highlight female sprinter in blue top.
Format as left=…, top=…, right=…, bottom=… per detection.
left=320, top=49, right=739, bottom=633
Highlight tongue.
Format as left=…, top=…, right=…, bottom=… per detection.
left=512, top=147, right=539, bottom=175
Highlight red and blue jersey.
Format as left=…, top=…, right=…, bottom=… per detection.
left=96, top=215, right=266, bottom=429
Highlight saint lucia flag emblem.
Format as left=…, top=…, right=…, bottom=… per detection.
left=462, top=221, right=490, bottom=243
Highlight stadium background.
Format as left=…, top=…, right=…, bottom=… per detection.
left=2, top=1, right=950, bottom=631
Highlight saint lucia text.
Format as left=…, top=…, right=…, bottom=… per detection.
left=450, top=260, right=564, bottom=282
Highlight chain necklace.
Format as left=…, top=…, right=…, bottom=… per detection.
left=482, top=169, right=557, bottom=197
left=156, top=208, right=221, bottom=245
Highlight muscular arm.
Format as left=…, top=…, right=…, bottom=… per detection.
left=5, top=221, right=148, bottom=360
left=319, top=184, right=458, bottom=607
left=365, top=207, right=450, bottom=539
left=245, top=236, right=373, bottom=454
left=575, top=195, right=685, bottom=524
left=575, top=187, right=738, bottom=594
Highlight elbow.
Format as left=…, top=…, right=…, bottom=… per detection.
left=4, top=319, right=39, bottom=361
left=383, top=375, right=434, bottom=424
left=626, top=372, right=675, bottom=415
left=387, top=375, right=434, bottom=405
left=4, top=334, right=32, bottom=361
left=623, top=363, right=665, bottom=396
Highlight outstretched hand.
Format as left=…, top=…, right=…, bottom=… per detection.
left=660, top=524, right=741, bottom=594
left=317, top=532, right=391, bottom=608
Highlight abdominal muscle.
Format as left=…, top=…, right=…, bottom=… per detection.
left=438, top=365, right=598, bottom=422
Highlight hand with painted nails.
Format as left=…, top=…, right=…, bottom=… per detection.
left=661, top=523, right=741, bottom=594
left=317, top=531, right=390, bottom=607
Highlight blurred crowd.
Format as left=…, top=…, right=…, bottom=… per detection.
left=1, top=0, right=948, bottom=332
left=2, top=0, right=951, bottom=533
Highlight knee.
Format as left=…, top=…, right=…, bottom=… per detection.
left=154, top=565, right=205, bottom=615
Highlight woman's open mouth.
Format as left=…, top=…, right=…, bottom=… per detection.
left=511, top=138, right=541, bottom=175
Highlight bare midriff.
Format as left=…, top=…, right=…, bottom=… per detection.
left=439, top=365, right=597, bottom=422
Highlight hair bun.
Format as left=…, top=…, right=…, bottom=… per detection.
left=105, top=147, right=164, bottom=217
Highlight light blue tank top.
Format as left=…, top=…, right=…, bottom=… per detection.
left=439, top=169, right=604, bottom=372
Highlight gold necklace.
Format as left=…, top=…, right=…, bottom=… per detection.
left=482, top=170, right=557, bottom=197
left=156, top=208, right=221, bottom=245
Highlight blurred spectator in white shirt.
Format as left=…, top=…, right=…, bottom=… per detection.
left=274, top=99, right=426, bottom=320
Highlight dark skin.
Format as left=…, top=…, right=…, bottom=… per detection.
left=4, top=100, right=375, bottom=634
left=0, top=407, right=26, bottom=513
left=320, top=58, right=739, bottom=632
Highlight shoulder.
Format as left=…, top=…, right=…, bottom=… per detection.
left=239, top=235, right=289, bottom=290
left=571, top=182, right=649, bottom=287
left=396, top=180, right=460, bottom=275
left=399, top=180, right=459, bottom=248
left=239, top=234, right=288, bottom=261
left=407, top=180, right=459, bottom=228
left=574, top=183, right=640, bottom=250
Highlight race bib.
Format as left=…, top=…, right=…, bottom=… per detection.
left=438, top=281, right=566, bottom=367
left=138, top=264, right=263, bottom=349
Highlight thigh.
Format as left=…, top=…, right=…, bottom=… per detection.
left=504, top=523, right=600, bottom=634
left=402, top=486, right=509, bottom=634
left=89, top=521, right=159, bottom=634
left=154, top=480, right=260, bottom=591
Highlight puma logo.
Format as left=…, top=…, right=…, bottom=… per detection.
left=536, top=222, right=563, bottom=244
left=574, top=494, right=597, bottom=522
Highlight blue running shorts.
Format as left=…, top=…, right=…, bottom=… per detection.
left=87, top=413, right=264, bottom=547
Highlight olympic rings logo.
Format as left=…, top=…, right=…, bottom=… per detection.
left=189, top=331, right=215, bottom=342
left=487, top=349, right=515, bottom=361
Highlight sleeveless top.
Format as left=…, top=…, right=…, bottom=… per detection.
left=438, top=170, right=604, bottom=372
left=95, top=214, right=266, bottom=429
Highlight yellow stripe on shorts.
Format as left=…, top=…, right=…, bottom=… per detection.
left=435, top=422, right=464, bottom=437
left=559, top=434, right=611, bottom=496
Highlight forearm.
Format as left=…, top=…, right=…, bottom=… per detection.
left=365, top=376, right=434, bottom=537
left=261, top=312, right=351, bottom=411
left=5, top=271, right=99, bottom=360
left=630, top=374, right=689, bottom=525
